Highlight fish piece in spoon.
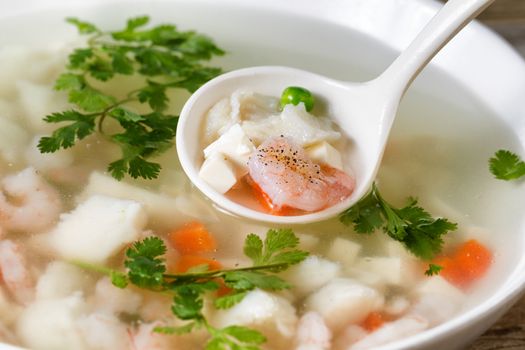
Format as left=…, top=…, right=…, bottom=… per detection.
left=248, top=136, right=355, bottom=212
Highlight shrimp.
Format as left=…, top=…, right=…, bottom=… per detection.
left=295, top=311, right=332, bottom=350
left=0, top=167, right=61, bottom=233
left=248, top=137, right=354, bottom=212
left=0, top=240, right=34, bottom=305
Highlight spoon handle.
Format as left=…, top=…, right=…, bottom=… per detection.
left=377, top=0, right=494, bottom=96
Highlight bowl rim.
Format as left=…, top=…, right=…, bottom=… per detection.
left=2, top=0, right=525, bottom=349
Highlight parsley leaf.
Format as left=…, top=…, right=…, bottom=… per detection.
left=124, top=237, right=166, bottom=288
left=206, top=325, right=266, bottom=350
left=340, top=184, right=457, bottom=260
left=425, top=263, right=443, bottom=276
left=38, top=111, right=96, bottom=152
left=214, top=291, right=248, bottom=309
left=246, top=228, right=308, bottom=271
left=489, top=149, right=525, bottom=180
left=73, top=229, right=308, bottom=350
left=66, top=17, right=100, bottom=34
left=40, top=16, right=224, bottom=180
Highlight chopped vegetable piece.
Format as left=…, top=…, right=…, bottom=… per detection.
left=489, top=149, right=525, bottom=180
left=169, top=222, right=217, bottom=254
left=360, top=312, right=387, bottom=332
left=433, top=239, right=492, bottom=289
left=175, top=255, right=222, bottom=273
left=280, top=86, right=315, bottom=112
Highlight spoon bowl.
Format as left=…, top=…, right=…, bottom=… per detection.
left=176, top=0, right=494, bottom=224
left=177, top=66, right=385, bottom=223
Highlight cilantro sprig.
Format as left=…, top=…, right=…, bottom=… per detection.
left=489, top=149, right=525, bottom=181
left=340, top=184, right=457, bottom=260
left=38, top=16, right=224, bottom=180
left=75, top=229, right=308, bottom=350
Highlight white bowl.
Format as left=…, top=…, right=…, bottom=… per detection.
left=1, top=1, right=525, bottom=349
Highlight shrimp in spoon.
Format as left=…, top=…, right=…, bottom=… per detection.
left=248, top=136, right=354, bottom=212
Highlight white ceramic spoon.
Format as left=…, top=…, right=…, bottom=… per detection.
left=176, top=0, right=494, bottom=224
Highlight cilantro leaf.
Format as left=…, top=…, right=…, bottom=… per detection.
left=137, top=82, right=169, bottom=111
left=206, top=325, right=266, bottom=350
left=340, top=184, right=457, bottom=260
left=214, top=291, right=248, bottom=309
left=340, top=190, right=383, bottom=233
left=171, top=285, right=207, bottom=320
left=73, top=229, right=308, bottom=350
left=68, top=48, right=94, bottom=69
left=223, top=271, right=290, bottom=291
left=66, top=17, right=100, bottom=34
left=55, top=73, right=85, bottom=90
left=88, top=57, right=114, bottom=81
left=109, top=49, right=134, bottom=75
left=40, top=16, right=224, bottom=180
left=154, top=322, right=196, bottom=335
left=425, top=263, right=443, bottom=276
left=243, top=234, right=263, bottom=264
left=245, top=228, right=308, bottom=271
left=69, top=87, right=116, bottom=112
left=37, top=111, right=96, bottom=152
left=125, top=237, right=167, bottom=288
left=489, top=149, right=525, bottom=180
left=126, top=16, right=150, bottom=31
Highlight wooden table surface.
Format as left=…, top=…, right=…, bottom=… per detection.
left=462, top=1, right=525, bottom=349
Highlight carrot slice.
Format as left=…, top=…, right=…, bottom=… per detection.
left=360, top=312, right=387, bottom=332
left=168, top=222, right=216, bottom=255
left=216, top=280, right=233, bottom=297
left=246, top=176, right=291, bottom=216
left=453, top=240, right=492, bottom=286
left=434, top=239, right=492, bottom=289
left=175, top=255, right=222, bottom=273
left=433, top=256, right=464, bottom=287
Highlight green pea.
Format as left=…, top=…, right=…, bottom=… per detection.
left=280, top=86, right=315, bottom=112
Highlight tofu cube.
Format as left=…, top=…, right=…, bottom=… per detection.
left=346, top=267, right=386, bottom=290
left=410, top=277, right=466, bottom=326
left=326, top=238, right=361, bottom=269
left=199, top=153, right=238, bottom=194
left=354, top=256, right=418, bottom=287
left=305, top=141, right=344, bottom=170
left=80, top=172, right=188, bottom=228
left=296, top=233, right=320, bottom=251
left=414, top=276, right=464, bottom=301
left=49, top=195, right=147, bottom=264
left=203, top=123, right=255, bottom=173
left=305, top=278, right=384, bottom=332
left=281, top=256, right=341, bottom=297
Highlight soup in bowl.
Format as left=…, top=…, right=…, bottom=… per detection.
left=0, top=0, right=525, bottom=349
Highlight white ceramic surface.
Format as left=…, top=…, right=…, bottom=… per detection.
left=1, top=1, right=525, bottom=350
